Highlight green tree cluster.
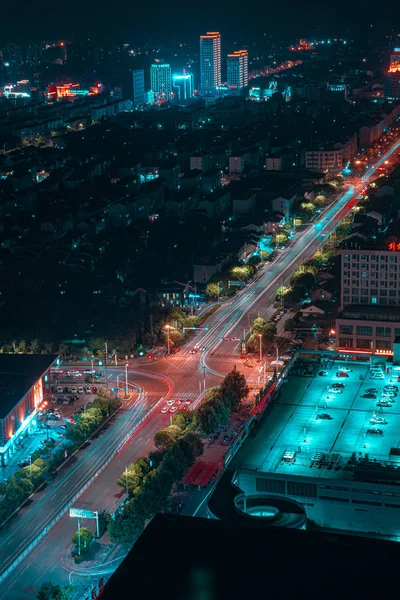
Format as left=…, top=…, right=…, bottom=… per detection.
left=36, top=581, right=72, bottom=600
left=246, top=317, right=277, bottom=353
left=194, top=370, right=249, bottom=435
left=109, top=431, right=203, bottom=545
left=0, top=457, right=49, bottom=523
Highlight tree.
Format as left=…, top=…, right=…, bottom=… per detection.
left=16, top=340, right=26, bottom=354
left=183, top=431, right=204, bottom=458
left=219, top=369, right=249, bottom=409
left=72, top=527, right=93, bottom=550
left=172, top=410, right=188, bottom=431
left=93, top=389, right=120, bottom=417
left=258, top=250, right=270, bottom=261
left=30, top=339, right=40, bottom=354
left=108, top=505, right=143, bottom=545
left=300, top=202, right=315, bottom=216
left=205, top=283, right=221, bottom=299
left=154, top=426, right=181, bottom=450
left=57, top=343, right=68, bottom=358
left=37, top=582, right=72, bottom=600
left=44, top=342, right=53, bottom=354
left=247, top=254, right=262, bottom=266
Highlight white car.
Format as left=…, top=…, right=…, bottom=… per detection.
left=57, top=386, right=63, bottom=393
left=78, top=387, right=84, bottom=394
left=71, top=386, right=77, bottom=394
left=161, top=406, right=169, bottom=414
left=85, top=386, right=91, bottom=394
left=170, top=405, right=178, bottom=413
left=166, top=399, right=175, bottom=406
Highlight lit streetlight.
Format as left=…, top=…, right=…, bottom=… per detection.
left=258, top=334, right=262, bottom=363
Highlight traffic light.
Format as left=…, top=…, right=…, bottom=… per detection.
left=149, top=459, right=153, bottom=468
left=98, top=360, right=103, bottom=366
left=139, top=351, right=144, bottom=356
left=205, top=327, right=209, bottom=331
left=148, top=354, right=153, bottom=360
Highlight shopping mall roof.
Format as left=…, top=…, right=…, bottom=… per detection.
left=0, top=354, right=58, bottom=419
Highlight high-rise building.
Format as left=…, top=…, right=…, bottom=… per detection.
left=385, top=48, right=400, bottom=101
left=150, top=62, right=172, bottom=102
left=227, top=50, right=248, bottom=92
left=172, top=72, right=194, bottom=101
left=133, top=69, right=146, bottom=106
left=200, top=32, right=221, bottom=95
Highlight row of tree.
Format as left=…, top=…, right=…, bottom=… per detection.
left=108, top=429, right=203, bottom=545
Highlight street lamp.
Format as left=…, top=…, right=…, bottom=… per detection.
left=258, top=334, right=262, bottom=363
left=125, top=363, right=129, bottom=398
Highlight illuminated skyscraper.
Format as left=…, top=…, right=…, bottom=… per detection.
left=172, top=72, right=194, bottom=101
left=150, top=62, right=172, bottom=102
left=200, top=32, right=221, bottom=95
left=227, top=50, right=248, bottom=92
left=385, top=48, right=400, bottom=101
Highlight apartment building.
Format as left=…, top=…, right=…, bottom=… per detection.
left=337, top=246, right=400, bottom=352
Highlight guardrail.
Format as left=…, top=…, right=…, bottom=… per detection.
left=0, top=395, right=164, bottom=584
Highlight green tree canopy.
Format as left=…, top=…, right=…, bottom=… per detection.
left=72, top=527, right=93, bottom=550
left=205, top=283, right=221, bottom=299
left=37, top=581, right=72, bottom=600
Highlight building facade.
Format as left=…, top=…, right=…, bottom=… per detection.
left=133, top=69, right=146, bottom=106
left=172, top=73, right=194, bottom=101
left=150, top=62, right=172, bottom=102
left=337, top=246, right=400, bottom=352
left=305, top=148, right=343, bottom=172
left=200, top=32, right=221, bottom=95
left=227, top=50, right=248, bottom=92
left=0, top=355, right=58, bottom=466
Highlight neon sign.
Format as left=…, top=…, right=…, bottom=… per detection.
left=388, top=242, right=400, bottom=251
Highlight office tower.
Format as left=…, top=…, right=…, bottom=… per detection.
left=150, top=62, right=172, bottom=102
left=172, top=72, right=194, bottom=101
left=227, top=50, right=248, bottom=92
left=385, top=49, right=400, bottom=101
left=133, top=69, right=146, bottom=106
left=200, top=32, right=221, bottom=94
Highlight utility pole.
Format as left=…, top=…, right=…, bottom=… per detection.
left=125, top=363, right=128, bottom=398
left=116, top=375, right=119, bottom=398
left=125, top=465, right=129, bottom=495
left=203, top=364, right=206, bottom=392
left=259, top=334, right=262, bottom=363
left=104, top=342, right=109, bottom=391
left=78, top=518, right=81, bottom=556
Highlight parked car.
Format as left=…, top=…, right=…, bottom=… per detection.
left=328, top=388, right=342, bottom=394
left=336, top=371, right=349, bottom=378
left=370, top=416, right=387, bottom=425
left=78, top=387, right=84, bottom=394
left=366, top=428, right=383, bottom=435
left=170, top=405, right=178, bottom=413
left=377, top=400, right=392, bottom=407
left=362, top=393, right=376, bottom=399
left=166, top=399, right=175, bottom=406
left=366, top=388, right=379, bottom=394
left=71, top=386, right=77, bottom=394
left=92, top=387, right=98, bottom=394
left=161, top=406, right=169, bottom=414
left=85, top=386, right=91, bottom=394
left=57, top=386, right=63, bottom=393
left=319, top=371, right=328, bottom=377
left=316, top=413, right=333, bottom=420
left=332, top=383, right=345, bottom=388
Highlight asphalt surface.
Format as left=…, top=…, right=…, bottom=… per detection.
left=2, top=137, right=400, bottom=598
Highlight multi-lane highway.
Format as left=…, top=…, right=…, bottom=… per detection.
left=1, top=137, right=400, bottom=598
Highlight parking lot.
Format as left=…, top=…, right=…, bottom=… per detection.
left=234, top=358, right=400, bottom=480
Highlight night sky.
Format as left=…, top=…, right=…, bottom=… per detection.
left=1, top=0, right=399, bottom=42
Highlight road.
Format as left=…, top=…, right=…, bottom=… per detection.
left=1, top=137, right=400, bottom=598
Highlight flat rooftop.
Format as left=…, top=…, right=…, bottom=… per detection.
left=0, top=354, right=58, bottom=419
left=234, top=358, right=400, bottom=481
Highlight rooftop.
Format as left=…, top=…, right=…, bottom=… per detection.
left=341, top=304, right=400, bottom=321
left=100, top=513, right=400, bottom=600
left=0, top=354, right=58, bottom=419
left=233, top=356, right=400, bottom=482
